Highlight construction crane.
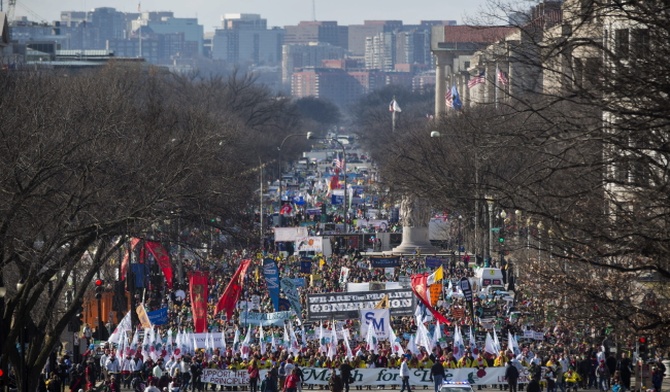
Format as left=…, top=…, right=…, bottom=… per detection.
left=4, top=0, right=48, bottom=23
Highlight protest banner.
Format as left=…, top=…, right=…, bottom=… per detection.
left=239, top=311, right=294, bottom=326
left=306, top=289, right=415, bottom=321
left=202, top=367, right=527, bottom=386
left=359, top=308, right=391, bottom=339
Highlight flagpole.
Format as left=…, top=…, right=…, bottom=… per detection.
left=495, top=62, right=499, bottom=110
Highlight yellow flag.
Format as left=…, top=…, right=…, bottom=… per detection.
left=435, top=265, right=444, bottom=281
left=427, top=265, right=444, bottom=286
left=375, top=294, right=390, bottom=309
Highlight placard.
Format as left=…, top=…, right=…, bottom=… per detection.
left=306, top=289, right=415, bottom=321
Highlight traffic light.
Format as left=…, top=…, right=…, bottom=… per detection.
left=638, top=336, right=648, bottom=358
left=499, top=236, right=505, bottom=243
left=95, top=279, right=104, bottom=299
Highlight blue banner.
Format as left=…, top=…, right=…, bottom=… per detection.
left=130, top=264, right=147, bottom=289
left=331, top=194, right=344, bottom=205
left=370, top=256, right=401, bottom=268
left=292, top=278, right=306, bottom=287
left=263, top=258, right=281, bottom=311
left=147, top=307, right=169, bottom=326
left=300, top=261, right=312, bottom=274
left=425, top=256, right=448, bottom=269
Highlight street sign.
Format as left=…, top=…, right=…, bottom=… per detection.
left=490, top=227, right=501, bottom=232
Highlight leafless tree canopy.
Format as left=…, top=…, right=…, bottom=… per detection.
left=0, top=64, right=302, bottom=389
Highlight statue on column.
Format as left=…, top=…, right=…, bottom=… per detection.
left=390, top=194, right=440, bottom=254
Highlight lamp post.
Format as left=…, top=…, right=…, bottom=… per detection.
left=457, top=215, right=463, bottom=263
left=499, top=209, right=507, bottom=265
left=485, top=195, right=494, bottom=264
left=307, top=132, right=347, bottom=233
left=537, top=221, right=544, bottom=262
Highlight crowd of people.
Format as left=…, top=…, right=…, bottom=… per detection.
left=11, top=248, right=666, bottom=392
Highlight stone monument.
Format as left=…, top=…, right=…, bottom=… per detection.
left=389, top=194, right=440, bottom=254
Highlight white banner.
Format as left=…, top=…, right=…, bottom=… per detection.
left=202, top=367, right=529, bottom=386
left=239, top=311, right=294, bottom=326
left=359, top=308, right=391, bottom=340
left=273, top=227, right=309, bottom=242
left=296, top=236, right=323, bottom=252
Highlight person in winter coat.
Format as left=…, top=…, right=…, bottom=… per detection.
left=505, top=361, right=520, bottom=392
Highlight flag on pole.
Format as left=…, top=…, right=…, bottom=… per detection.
left=508, top=331, right=521, bottom=356
left=452, top=326, right=466, bottom=360
left=497, top=67, right=509, bottom=85
left=389, top=327, right=405, bottom=355
left=365, top=319, right=379, bottom=354
left=485, top=332, right=497, bottom=354
left=216, top=259, right=252, bottom=319
left=431, top=321, right=442, bottom=349
left=318, top=321, right=327, bottom=354
left=343, top=328, right=354, bottom=359
left=241, top=324, right=252, bottom=359
left=469, top=327, right=479, bottom=359
left=232, top=327, right=240, bottom=353
left=389, top=99, right=402, bottom=113
left=493, top=328, right=501, bottom=353
left=451, top=85, right=463, bottom=110
left=410, top=273, right=450, bottom=325
left=426, top=266, right=444, bottom=286
left=468, top=70, right=486, bottom=88
left=375, top=294, right=390, bottom=309
left=259, top=326, right=266, bottom=355
left=445, top=89, right=453, bottom=108
left=328, top=324, right=338, bottom=359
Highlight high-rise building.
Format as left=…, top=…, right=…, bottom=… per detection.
left=211, top=14, right=284, bottom=66
left=284, top=21, right=347, bottom=49
left=281, top=42, right=345, bottom=86
left=89, top=7, right=125, bottom=49
left=348, top=20, right=403, bottom=57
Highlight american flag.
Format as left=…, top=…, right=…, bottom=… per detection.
left=497, top=68, right=509, bottom=86
left=445, top=90, right=453, bottom=108
left=467, top=70, right=486, bottom=89
left=332, top=154, right=343, bottom=169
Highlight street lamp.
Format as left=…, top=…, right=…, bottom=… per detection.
left=306, top=132, right=348, bottom=233
left=485, top=195, right=494, bottom=264
left=457, top=215, right=463, bottom=263
left=537, top=221, right=544, bottom=262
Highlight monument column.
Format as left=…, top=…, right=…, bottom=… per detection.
left=390, top=194, right=440, bottom=254
left=434, top=51, right=449, bottom=116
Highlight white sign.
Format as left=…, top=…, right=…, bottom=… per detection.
left=203, top=367, right=527, bottom=386
left=273, top=227, right=309, bottom=242
left=359, top=309, right=391, bottom=340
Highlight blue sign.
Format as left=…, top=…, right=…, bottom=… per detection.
left=263, top=258, right=281, bottom=311
left=147, top=307, right=168, bottom=326
left=300, top=261, right=312, bottom=274
left=370, top=256, right=401, bottom=268
left=292, top=278, right=306, bottom=287
left=425, top=256, right=447, bottom=269
left=331, top=194, right=344, bottom=205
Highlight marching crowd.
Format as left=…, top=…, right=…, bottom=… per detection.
left=12, top=249, right=666, bottom=392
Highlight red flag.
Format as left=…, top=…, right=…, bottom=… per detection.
left=216, top=258, right=252, bottom=319
left=189, top=271, right=209, bottom=333
left=411, top=273, right=450, bottom=325
left=120, top=238, right=140, bottom=281
left=144, top=240, right=174, bottom=289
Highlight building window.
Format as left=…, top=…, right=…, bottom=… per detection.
left=614, top=29, right=629, bottom=60
left=631, top=28, right=649, bottom=61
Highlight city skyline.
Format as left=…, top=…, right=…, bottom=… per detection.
left=23, top=0, right=490, bottom=31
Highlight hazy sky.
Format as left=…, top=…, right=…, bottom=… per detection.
left=24, top=0, right=489, bottom=32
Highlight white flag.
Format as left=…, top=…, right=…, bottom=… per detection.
left=365, top=319, right=379, bottom=354
left=389, top=327, right=404, bottom=355
left=389, top=99, right=402, bottom=113
left=342, top=328, right=354, bottom=359
left=260, top=326, right=266, bottom=355
left=328, top=325, right=338, bottom=360
left=485, top=332, right=498, bottom=355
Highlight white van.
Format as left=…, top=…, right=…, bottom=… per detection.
left=474, top=267, right=505, bottom=291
